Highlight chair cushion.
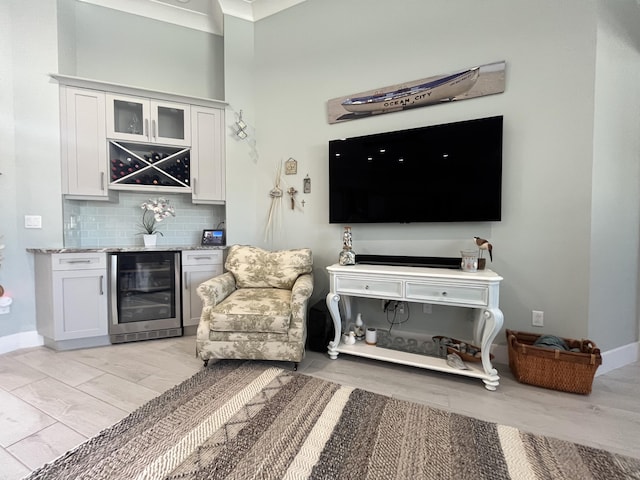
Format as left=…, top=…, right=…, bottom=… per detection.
left=225, top=245, right=313, bottom=289
left=210, top=288, right=292, bottom=334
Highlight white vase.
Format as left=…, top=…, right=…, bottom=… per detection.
left=143, top=234, right=157, bottom=247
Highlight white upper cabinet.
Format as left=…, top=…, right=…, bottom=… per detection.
left=191, top=106, right=225, bottom=204
left=53, top=74, right=226, bottom=201
left=59, top=86, right=112, bottom=200
left=106, top=94, right=191, bottom=147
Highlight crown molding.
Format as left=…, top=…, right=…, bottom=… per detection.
left=218, top=0, right=306, bottom=22
left=76, top=0, right=306, bottom=34
left=77, top=0, right=223, bottom=34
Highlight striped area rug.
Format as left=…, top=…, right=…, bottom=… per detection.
left=26, top=360, right=640, bottom=480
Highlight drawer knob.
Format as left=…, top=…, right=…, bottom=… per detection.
left=442, top=291, right=448, bottom=296
left=365, top=285, right=370, bottom=290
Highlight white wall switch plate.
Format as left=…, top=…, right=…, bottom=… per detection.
left=532, top=310, right=544, bottom=327
left=25, top=215, right=42, bottom=229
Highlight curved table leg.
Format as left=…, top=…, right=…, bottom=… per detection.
left=326, top=292, right=342, bottom=359
left=479, top=307, right=504, bottom=390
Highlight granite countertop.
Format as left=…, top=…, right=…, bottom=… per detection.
left=27, top=245, right=227, bottom=254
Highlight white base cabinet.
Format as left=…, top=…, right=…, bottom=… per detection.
left=34, top=253, right=110, bottom=350
left=181, top=250, right=223, bottom=329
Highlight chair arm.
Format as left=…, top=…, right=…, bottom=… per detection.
left=289, top=273, right=314, bottom=340
left=197, top=272, right=237, bottom=309
left=291, top=273, right=314, bottom=304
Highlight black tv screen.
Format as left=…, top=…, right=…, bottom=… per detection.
left=329, top=116, right=503, bottom=224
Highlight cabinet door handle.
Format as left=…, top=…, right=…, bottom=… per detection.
left=152, top=119, right=156, bottom=139
left=144, top=118, right=149, bottom=137
left=184, top=272, right=188, bottom=289
left=441, top=291, right=448, bottom=296
left=192, top=256, right=213, bottom=261
left=364, top=285, right=370, bottom=290
left=192, top=177, right=197, bottom=195
left=100, top=171, right=105, bottom=191
left=99, top=275, right=104, bottom=295
left=65, top=259, right=92, bottom=264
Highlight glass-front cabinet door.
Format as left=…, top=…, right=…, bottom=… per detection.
left=106, top=94, right=191, bottom=147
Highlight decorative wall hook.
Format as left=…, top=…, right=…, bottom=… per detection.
left=235, top=110, right=248, bottom=139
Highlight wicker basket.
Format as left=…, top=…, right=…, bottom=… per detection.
left=506, top=329, right=602, bottom=394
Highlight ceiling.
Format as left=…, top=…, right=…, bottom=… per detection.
left=78, top=0, right=306, bottom=34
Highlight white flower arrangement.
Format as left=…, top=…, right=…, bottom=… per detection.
left=139, top=198, right=176, bottom=236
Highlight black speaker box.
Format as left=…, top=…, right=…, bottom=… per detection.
left=306, top=299, right=335, bottom=353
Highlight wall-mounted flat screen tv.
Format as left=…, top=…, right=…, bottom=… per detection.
left=329, top=116, right=503, bottom=224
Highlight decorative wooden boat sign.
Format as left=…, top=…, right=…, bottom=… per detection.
left=327, top=60, right=505, bottom=124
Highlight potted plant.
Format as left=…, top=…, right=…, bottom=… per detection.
left=139, top=198, right=176, bottom=246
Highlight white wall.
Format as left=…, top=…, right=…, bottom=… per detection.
left=0, top=0, right=62, bottom=338
left=0, top=0, right=227, bottom=341
left=221, top=0, right=639, bottom=350
left=59, top=0, right=225, bottom=100
left=223, top=15, right=261, bottom=246
left=2, top=0, right=639, bottom=355
left=590, top=1, right=640, bottom=348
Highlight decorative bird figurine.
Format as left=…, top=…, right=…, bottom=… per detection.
left=474, top=236, right=493, bottom=262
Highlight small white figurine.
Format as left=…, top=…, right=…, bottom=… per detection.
left=342, top=331, right=356, bottom=345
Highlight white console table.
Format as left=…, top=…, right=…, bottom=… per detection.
left=325, top=263, right=504, bottom=390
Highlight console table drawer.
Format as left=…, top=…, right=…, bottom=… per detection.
left=406, top=281, right=488, bottom=306
left=335, top=277, right=403, bottom=298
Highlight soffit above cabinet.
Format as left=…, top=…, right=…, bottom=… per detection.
left=50, top=74, right=227, bottom=109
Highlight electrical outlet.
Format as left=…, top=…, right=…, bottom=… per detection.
left=532, top=310, right=544, bottom=327
left=398, top=302, right=405, bottom=314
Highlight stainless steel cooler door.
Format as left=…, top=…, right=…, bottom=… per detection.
left=108, top=251, right=181, bottom=335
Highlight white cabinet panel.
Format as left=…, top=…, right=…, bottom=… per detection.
left=51, top=252, right=107, bottom=271
left=182, top=250, right=223, bottom=266
left=55, top=271, right=108, bottom=339
left=60, top=87, right=110, bottom=199
left=335, top=277, right=403, bottom=299
left=106, top=94, right=191, bottom=147
left=405, top=281, right=488, bottom=307
left=182, top=266, right=222, bottom=327
left=34, top=253, right=109, bottom=349
left=190, top=106, right=225, bottom=204
left=181, top=250, right=223, bottom=327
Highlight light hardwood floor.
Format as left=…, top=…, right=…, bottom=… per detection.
left=0, top=335, right=638, bottom=479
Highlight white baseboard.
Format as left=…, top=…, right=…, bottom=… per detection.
left=493, top=340, right=639, bottom=377
left=0, top=330, right=44, bottom=355
left=598, top=341, right=639, bottom=376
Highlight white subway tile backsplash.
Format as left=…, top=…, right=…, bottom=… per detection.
left=63, top=192, right=224, bottom=248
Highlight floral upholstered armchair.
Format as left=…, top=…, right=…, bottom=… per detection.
left=196, top=245, right=314, bottom=369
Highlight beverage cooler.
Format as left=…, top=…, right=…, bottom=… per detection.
left=108, top=251, right=182, bottom=343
